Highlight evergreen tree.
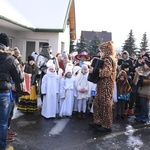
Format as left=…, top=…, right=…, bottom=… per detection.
left=76, top=33, right=87, bottom=53
left=122, top=29, right=137, bottom=55
left=139, top=32, right=149, bottom=52
left=88, top=33, right=103, bottom=56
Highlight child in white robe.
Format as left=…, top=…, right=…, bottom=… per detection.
left=75, top=64, right=90, bottom=119
left=72, top=66, right=81, bottom=112
left=41, top=64, right=59, bottom=118
left=59, top=67, right=75, bottom=118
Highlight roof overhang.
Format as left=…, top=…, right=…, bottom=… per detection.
left=0, top=0, right=76, bottom=39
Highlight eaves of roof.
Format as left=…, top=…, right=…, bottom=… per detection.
left=0, top=15, right=65, bottom=32
left=0, top=0, right=75, bottom=33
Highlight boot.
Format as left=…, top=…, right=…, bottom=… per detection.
left=7, top=135, right=14, bottom=142
left=124, top=109, right=128, bottom=116
left=77, top=112, right=81, bottom=119
left=8, top=129, right=17, bottom=137
left=82, top=113, right=86, bottom=119
left=128, top=109, right=134, bottom=116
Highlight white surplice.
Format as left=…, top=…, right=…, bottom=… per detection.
left=41, top=71, right=59, bottom=118
left=59, top=77, right=75, bottom=117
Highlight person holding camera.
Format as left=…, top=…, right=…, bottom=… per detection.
left=135, top=59, right=150, bottom=123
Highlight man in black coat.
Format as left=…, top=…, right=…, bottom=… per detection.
left=0, top=33, right=24, bottom=150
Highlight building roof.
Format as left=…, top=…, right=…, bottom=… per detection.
left=0, top=0, right=76, bottom=38
left=82, top=30, right=112, bottom=44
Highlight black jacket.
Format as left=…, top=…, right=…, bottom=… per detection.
left=0, top=51, right=24, bottom=91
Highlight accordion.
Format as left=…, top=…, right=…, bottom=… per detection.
left=88, top=57, right=104, bottom=83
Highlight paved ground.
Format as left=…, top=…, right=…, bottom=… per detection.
left=8, top=99, right=150, bottom=150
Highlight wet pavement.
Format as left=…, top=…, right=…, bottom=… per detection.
left=8, top=98, right=150, bottom=150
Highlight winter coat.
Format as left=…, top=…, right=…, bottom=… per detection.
left=0, top=51, right=24, bottom=91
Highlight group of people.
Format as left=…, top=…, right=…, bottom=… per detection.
left=0, top=33, right=24, bottom=150
left=116, top=50, right=150, bottom=123
left=1, top=31, right=150, bottom=150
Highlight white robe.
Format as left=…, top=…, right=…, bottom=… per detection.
left=59, top=77, right=75, bottom=117
left=41, top=71, right=59, bottom=118
left=75, top=72, right=89, bottom=100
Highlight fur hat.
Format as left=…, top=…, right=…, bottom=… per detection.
left=14, top=47, right=21, bottom=56
left=117, top=70, right=127, bottom=79
left=0, top=33, right=10, bottom=47
left=28, top=55, right=35, bottom=62
left=145, top=59, right=150, bottom=67
left=99, top=41, right=115, bottom=57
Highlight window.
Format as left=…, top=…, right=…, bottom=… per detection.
left=26, top=41, right=35, bottom=60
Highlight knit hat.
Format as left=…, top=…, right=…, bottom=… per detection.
left=0, top=33, right=10, bottom=47
left=145, top=59, right=150, bottom=67
left=28, top=55, right=35, bottom=62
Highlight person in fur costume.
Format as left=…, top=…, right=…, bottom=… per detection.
left=89, top=41, right=117, bottom=132
left=116, top=70, right=132, bottom=120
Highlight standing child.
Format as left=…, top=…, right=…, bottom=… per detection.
left=59, top=67, right=75, bottom=118
left=121, top=63, right=134, bottom=116
left=76, top=64, right=90, bottom=119
left=72, top=66, right=81, bottom=113
left=116, top=70, right=132, bottom=120
left=41, top=64, right=59, bottom=118
left=89, top=82, right=97, bottom=114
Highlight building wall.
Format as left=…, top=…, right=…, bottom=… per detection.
left=0, top=26, right=70, bottom=61
left=58, top=24, right=70, bottom=55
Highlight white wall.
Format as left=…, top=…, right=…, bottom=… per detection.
left=0, top=26, right=60, bottom=60
left=58, top=24, right=70, bottom=54
left=18, top=31, right=59, bottom=59
left=0, top=25, right=70, bottom=61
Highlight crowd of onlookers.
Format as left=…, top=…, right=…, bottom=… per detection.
left=1, top=31, right=150, bottom=150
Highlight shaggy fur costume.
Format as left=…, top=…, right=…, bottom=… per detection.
left=93, top=41, right=117, bottom=129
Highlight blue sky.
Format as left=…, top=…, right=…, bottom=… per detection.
left=75, top=0, right=150, bottom=51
